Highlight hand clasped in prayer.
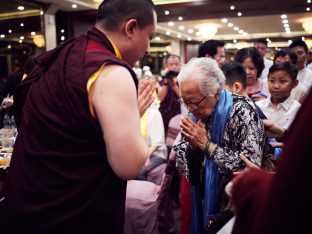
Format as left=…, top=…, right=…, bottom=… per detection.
left=180, top=116, right=208, bottom=150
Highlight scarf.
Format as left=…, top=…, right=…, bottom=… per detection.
left=190, top=89, right=233, bottom=234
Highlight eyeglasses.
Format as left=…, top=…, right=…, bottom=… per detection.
left=178, top=96, right=207, bottom=110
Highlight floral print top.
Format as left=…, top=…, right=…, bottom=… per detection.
left=174, top=93, right=266, bottom=181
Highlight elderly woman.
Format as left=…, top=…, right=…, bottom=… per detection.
left=174, top=57, right=266, bottom=234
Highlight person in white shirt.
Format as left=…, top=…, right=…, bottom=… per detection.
left=256, top=62, right=301, bottom=130
left=254, top=39, right=273, bottom=80
left=289, top=39, right=312, bottom=91
left=273, top=48, right=309, bottom=104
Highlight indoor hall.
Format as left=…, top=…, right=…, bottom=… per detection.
left=0, top=1, right=312, bottom=234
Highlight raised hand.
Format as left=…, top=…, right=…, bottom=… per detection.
left=137, top=79, right=155, bottom=117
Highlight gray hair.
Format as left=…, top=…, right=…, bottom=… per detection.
left=177, top=57, right=225, bottom=97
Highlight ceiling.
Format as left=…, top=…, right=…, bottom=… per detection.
left=1, top=0, right=312, bottom=50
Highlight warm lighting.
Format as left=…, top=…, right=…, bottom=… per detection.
left=221, top=18, right=228, bottom=23
left=237, top=12, right=242, bottom=16
left=302, top=20, right=312, bottom=33
left=72, top=4, right=77, bottom=9
left=196, top=24, right=218, bottom=39
left=32, top=35, right=45, bottom=48
left=165, top=10, right=169, bottom=15
left=17, top=5, right=24, bottom=11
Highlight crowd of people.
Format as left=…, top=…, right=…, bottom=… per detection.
left=0, top=0, right=312, bottom=233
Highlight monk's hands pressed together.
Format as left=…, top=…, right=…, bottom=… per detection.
left=180, top=117, right=208, bottom=150
left=137, top=78, right=156, bottom=117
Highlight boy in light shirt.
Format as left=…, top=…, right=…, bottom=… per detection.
left=256, top=62, right=301, bottom=130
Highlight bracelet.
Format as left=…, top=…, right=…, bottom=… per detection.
left=202, top=139, right=211, bottom=155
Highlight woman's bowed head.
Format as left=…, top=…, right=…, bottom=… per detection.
left=177, top=57, right=224, bottom=151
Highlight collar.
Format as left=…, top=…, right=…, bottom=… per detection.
left=107, top=37, right=122, bottom=60
left=267, top=95, right=293, bottom=111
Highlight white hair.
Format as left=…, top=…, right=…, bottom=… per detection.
left=177, top=57, right=225, bottom=96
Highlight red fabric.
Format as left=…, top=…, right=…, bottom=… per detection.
left=232, top=90, right=312, bottom=234
left=181, top=175, right=192, bottom=234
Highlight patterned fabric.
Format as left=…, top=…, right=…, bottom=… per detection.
left=174, top=93, right=266, bottom=181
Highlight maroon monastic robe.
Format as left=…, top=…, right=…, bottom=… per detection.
left=0, top=27, right=138, bottom=234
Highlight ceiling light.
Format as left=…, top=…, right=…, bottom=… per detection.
left=221, top=18, right=228, bottom=23
left=284, top=24, right=289, bottom=28
left=302, top=21, right=312, bottom=33
left=307, top=7, right=311, bottom=11
left=17, top=5, right=24, bottom=11
left=19, top=40, right=23, bottom=43
left=20, top=23, right=24, bottom=27
left=308, top=0, right=311, bottom=3
left=233, top=39, right=237, bottom=43
left=187, top=37, right=192, bottom=41
left=166, top=31, right=171, bottom=35
left=233, top=26, right=239, bottom=31
left=40, top=10, right=44, bottom=15
left=178, top=16, right=183, bottom=21
left=196, top=24, right=218, bottom=39
left=282, top=19, right=288, bottom=24
left=20, top=36, right=24, bottom=40
left=237, top=12, right=242, bottom=16
left=165, top=10, right=169, bottom=15
left=32, top=35, right=45, bottom=48
left=281, top=14, right=287, bottom=19
left=228, top=23, right=234, bottom=27
left=8, top=30, right=12, bottom=33
left=61, top=29, right=65, bottom=33
left=239, top=29, right=244, bottom=34
left=72, top=4, right=77, bottom=9
left=288, top=40, right=292, bottom=44
left=31, top=32, right=36, bottom=36
left=177, top=34, right=182, bottom=38
left=230, top=5, right=235, bottom=10
left=179, top=26, right=185, bottom=30
left=168, top=21, right=174, bottom=27
left=61, top=36, right=65, bottom=41
left=7, top=45, right=11, bottom=49
left=155, top=36, right=160, bottom=40
left=0, top=34, right=5, bottom=38
left=302, top=37, right=305, bottom=41
left=188, top=29, right=194, bottom=33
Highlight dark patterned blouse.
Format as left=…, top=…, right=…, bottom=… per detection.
left=174, top=93, right=266, bottom=181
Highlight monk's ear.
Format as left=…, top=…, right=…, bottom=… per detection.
left=124, top=19, right=138, bottom=38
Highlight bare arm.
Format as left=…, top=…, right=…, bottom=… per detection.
left=90, top=65, right=148, bottom=180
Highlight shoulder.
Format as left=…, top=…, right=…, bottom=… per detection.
left=230, top=94, right=260, bottom=119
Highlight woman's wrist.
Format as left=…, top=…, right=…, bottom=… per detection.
left=208, top=142, right=217, bottom=155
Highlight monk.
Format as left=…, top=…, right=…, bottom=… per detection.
left=0, top=0, right=157, bottom=233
